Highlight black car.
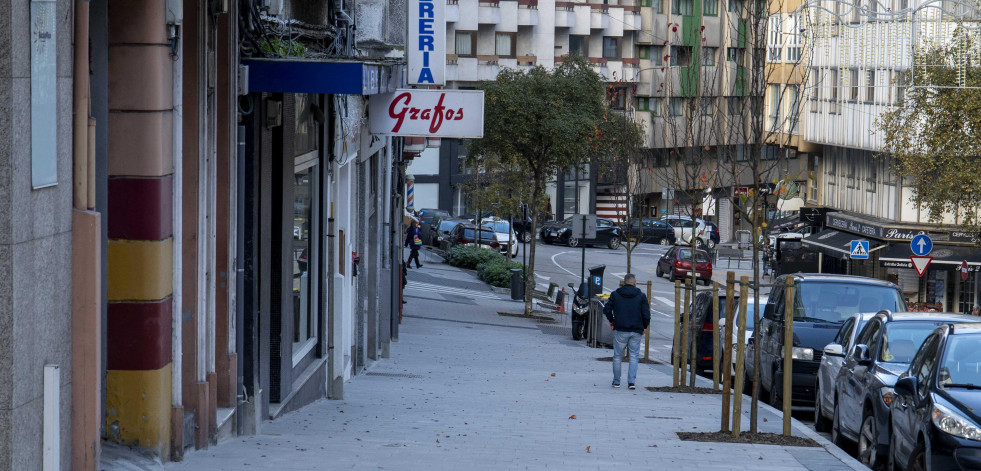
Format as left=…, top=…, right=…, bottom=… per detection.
left=418, top=208, right=452, bottom=245
left=538, top=216, right=622, bottom=249
left=624, top=218, right=676, bottom=245
left=705, top=221, right=721, bottom=246
left=679, top=290, right=738, bottom=374
left=891, top=323, right=981, bottom=471
left=439, top=223, right=500, bottom=252
left=751, top=274, right=906, bottom=410
left=832, top=312, right=979, bottom=468
left=430, top=217, right=468, bottom=247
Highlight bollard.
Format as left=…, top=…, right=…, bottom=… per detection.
left=547, top=282, right=558, bottom=299
left=645, top=280, right=652, bottom=361
left=733, top=276, right=749, bottom=437
left=673, top=280, right=682, bottom=387
left=509, top=268, right=524, bottom=300
left=681, top=282, right=691, bottom=388
left=712, top=281, right=720, bottom=391
left=721, top=272, right=736, bottom=432
left=783, top=277, right=796, bottom=436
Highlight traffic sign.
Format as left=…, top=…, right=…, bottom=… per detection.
left=910, top=256, right=933, bottom=277
left=572, top=214, right=597, bottom=239
left=910, top=234, right=933, bottom=256
left=850, top=240, right=870, bottom=260
left=962, top=260, right=970, bottom=281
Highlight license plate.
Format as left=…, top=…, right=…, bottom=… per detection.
left=695, top=272, right=702, bottom=277
left=550, top=231, right=557, bottom=236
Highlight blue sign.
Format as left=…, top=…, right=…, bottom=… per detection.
left=592, top=275, right=602, bottom=286
left=850, top=240, right=870, bottom=260
left=911, top=234, right=933, bottom=256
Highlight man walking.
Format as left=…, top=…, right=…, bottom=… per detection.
left=405, top=221, right=423, bottom=269
left=603, top=274, right=650, bottom=389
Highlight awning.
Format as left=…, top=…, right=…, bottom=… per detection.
left=243, top=59, right=404, bottom=95
left=879, top=243, right=981, bottom=270
left=770, top=214, right=802, bottom=232
left=801, top=229, right=887, bottom=260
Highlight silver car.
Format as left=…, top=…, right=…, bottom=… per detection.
left=813, top=312, right=877, bottom=432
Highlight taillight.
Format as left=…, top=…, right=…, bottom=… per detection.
left=675, top=261, right=682, bottom=267
left=707, top=263, right=712, bottom=271
left=701, top=323, right=713, bottom=332
left=458, top=237, right=467, bottom=243
left=701, top=356, right=712, bottom=360
left=490, top=242, right=500, bottom=248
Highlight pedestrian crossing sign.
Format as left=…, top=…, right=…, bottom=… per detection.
left=850, top=240, right=869, bottom=260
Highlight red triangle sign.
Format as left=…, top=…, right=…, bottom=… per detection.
left=910, top=256, right=933, bottom=277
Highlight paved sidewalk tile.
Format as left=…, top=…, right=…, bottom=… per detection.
left=164, top=268, right=861, bottom=471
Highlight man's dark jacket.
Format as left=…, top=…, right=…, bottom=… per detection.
left=603, top=284, right=651, bottom=333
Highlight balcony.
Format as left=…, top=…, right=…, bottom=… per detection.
left=517, top=0, right=539, bottom=26
left=554, top=1, right=575, bottom=28
left=622, top=5, right=641, bottom=31
left=621, top=58, right=640, bottom=81
left=478, top=0, right=502, bottom=25
left=590, top=4, right=610, bottom=29
left=447, top=0, right=459, bottom=22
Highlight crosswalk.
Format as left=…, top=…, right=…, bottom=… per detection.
left=406, top=280, right=507, bottom=301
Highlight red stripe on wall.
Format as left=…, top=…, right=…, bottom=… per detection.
left=107, top=299, right=173, bottom=370
left=107, top=176, right=174, bottom=240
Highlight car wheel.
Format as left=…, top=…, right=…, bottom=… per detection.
left=908, top=441, right=926, bottom=471
left=659, top=237, right=670, bottom=246
left=568, top=237, right=579, bottom=248
left=814, top=386, right=832, bottom=432
left=669, top=270, right=677, bottom=283
left=832, top=398, right=845, bottom=447
left=696, top=239, right=706, bottom=249
left=656, top=264, right=664, bottom=278
left=742, top=368, right=753, bottom=395
left=769, top=376, right=783, bottom=410
left=859, top=411, right=880, bottom=468
left=707, top=239, right=717, bottom=249
left=543, top=236, right=552, bottom=245
left=608, top=237, right=621, bottom=250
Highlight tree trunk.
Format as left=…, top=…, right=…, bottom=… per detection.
left=524, top=184, right=543, bottom=316
left=750, top=191, right=762, bottom=433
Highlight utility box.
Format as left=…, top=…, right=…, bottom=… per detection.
left=588, top=265, right=606, bottom=298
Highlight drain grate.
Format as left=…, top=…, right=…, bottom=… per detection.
left=364, top=372, right=423, bottom=379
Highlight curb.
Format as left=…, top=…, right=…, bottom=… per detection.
left=755, top=399, right=867, bottom=470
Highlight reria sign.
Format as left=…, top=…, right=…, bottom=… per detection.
left=408, top=0, right=445, bottom=85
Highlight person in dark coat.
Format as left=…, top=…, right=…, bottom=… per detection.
left=603, top=274, right=651, bottom=389
left=405, top=221, right=423, bottom=268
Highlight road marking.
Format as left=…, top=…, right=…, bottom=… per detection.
left=654, top=296, right=675, bottom=307
left=652, top=309, right=672, bottom=318
left=611, top=272, right=626, bottom=279
left=535, top=273, right=551, bottom=280
left=550, top=250, right=613, bottom=293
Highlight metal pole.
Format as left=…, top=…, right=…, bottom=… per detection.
left=721, top=272, right=736, bottom=432
left=673, top=280, right=682, bottom=387
left=783, top=276, right=795, bottom=436
left=645, top=280, right=652, bottom=361
left=712, top=281, right=720, bottom=391
left=681, top=283, right=691, bottom=388
left=733, top=276, right=749, bottom=437
left=689, top=281, right=698, bottom=388
left=580, top=215, right=586, bottom=285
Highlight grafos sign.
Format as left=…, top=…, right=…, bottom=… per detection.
left=369, top=89, right=484, bottom=138
left=408, top=0, right=445, bottom=85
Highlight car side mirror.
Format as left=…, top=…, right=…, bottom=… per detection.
left=895, top=375, right=917, bottom=399
left=852, top=344, right=872, bottom=365
left=824, top=343, right=844, bottom=357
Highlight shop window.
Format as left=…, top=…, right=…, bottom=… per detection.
left=292, top=161, right=319, bottom=362
left=294, top=94, right=319, bottom=156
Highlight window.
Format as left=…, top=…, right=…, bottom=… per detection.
left=866, top=69, right=876, bottom=102
left=655, top=0, right=665, bottom=13
left=728, top=0, right=742, bottom=13
left=652, top=46, right=664, bottom=65
left=603, top=37, right=619, bottom=59
left=569, top=35, right=588, bottom=57
left=495, top=32, right=516, bottom=58
left=455, top=31, right=476, bottom=57
left=727, top=47, right=744, bottom=65
left=670, top=46, right=692, bottom=66
left=895, top=71, right=906, bottom=103
left=768, top=84, right=781, bottom=132
left=829, top=69, right=840, bottom=113
left=768, top=15, right=782, bottom=61
left=638, top=45, right=650, bottom=60
left=701, top=98, right=715, bottom=116
left=673, top=0, right=694, bottom=15
left=849, top=68, right=859, bottom=101
left=291, top=160, right=320, bottom=363
left=649, top=97, right=664, bottom=114
left=669, top=97, right=685, bottom=116
left=607, top=86, right=627, bottom=110
left=703, top=0, right=719, bottom=15
left=787, top=15, right=802, bottom=62
left=294, top=94, right=319, bottom=156
left=788, top=85, right=800, bottom=134
left=834, top=318, right=856, bottom=348
left=912, top=334, right=940, bottom=398
left=809, top=74, right=819, bottom=112
left=701, top=47, right=717, bottom=66
left=728, top=96, right=743, bottom=115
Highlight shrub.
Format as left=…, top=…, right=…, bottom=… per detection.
left=447, top=245, right=502, bottom=269
left=477, top=258, right=528, bottom=288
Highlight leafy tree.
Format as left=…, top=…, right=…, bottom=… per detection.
left=468, top=55, right=611, bottom=315
left=879, top=33, right=981, bottom=235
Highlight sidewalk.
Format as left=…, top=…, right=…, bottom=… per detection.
left=163, top=264, right=862, bottom=471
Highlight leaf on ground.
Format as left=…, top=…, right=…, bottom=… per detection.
left=551, top=373, right=556, bottom=377
left=763, top=418, right=768, bottom=422
left=569, top=414, right=577, bottom=419
left=586, top=446, right=591, bottom=453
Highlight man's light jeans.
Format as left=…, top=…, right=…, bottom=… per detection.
left=612, top=330, right=642, bottom=385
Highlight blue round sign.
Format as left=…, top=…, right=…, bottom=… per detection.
left=911, top=234, right=933, bottom=256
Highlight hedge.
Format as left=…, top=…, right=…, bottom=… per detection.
left=476, top=258, right=528, bottom=288
left=447, top=245, right=502, bottom=269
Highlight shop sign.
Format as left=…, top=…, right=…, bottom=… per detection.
left=369, top=89, right=484, bottom=138
left=408, top=0, right=445, bottom=85
left=733, top=187, right=749, bottom=197
left=962, top=260, right=970, bottom=281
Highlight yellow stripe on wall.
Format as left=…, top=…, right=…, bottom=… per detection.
left=107, top=238, right=173, bottom=301
left=105, top=364, right=172, bottom=457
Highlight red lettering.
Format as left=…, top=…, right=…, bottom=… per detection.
left=430, top=93, right=446, bottom=133
left=409, top=107, right=420, bottom=120
left=388, top=92, right=411, bottom=132
left=421, top=109, right=431, bottom=120
left=455, top=108, right=464, bottom=120
left=445, top=109, right=455, bottom=120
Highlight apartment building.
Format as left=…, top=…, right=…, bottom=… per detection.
left=407, top=0, right=643, bottom=219
left=798, top=0, right=981, bottom=312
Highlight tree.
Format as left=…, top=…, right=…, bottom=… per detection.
left=468, top=55, right=611, bottom=315
left=879, top=32, right=981, bottom=236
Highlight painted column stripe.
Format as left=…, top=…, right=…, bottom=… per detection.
left=107, top=238, right=174, bottom=302
left=107, top=300, right=173, bottom=370
left=105, top=364, right=172, bottom=457
left=108, top=176, right=174, bottom=240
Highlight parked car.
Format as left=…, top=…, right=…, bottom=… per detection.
left=439, top=223, right=500, bottom=252
left=750, top=274, right=906, bottom=410
left=705, top=221, right=721, bottom=247
left=661, top=215, right=714, bottom=249
left=430, top=217, right=468, bottom=247
left=723, top=296, right=766, bottom=380
left=538, top=216, right=623, bottom=249
left=624, top=218, right=676, bottom=245
left=655, top=247, right=713, bottom=285
left=814, top=312, right=878, bottom=433
left=890, top=323, right=981, bottom=471
left=678, top=290, right=738, bottom=374
left=511, top=216, right=535, bottom=243
left=832, top=312, right=979, bottom=468
left=480, top=218, right=519, bottom=258
left=417, top=208, right=452, bottom=245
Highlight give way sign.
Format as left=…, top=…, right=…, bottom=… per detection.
left=910, top=256, right=932, bottom=277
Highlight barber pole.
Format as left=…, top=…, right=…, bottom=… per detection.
left=406, top=179, right=415, bottom=211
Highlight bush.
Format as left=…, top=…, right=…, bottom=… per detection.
left=477, top=258, right=528, bottom=288
left=447, top=245, right=502, bottom=269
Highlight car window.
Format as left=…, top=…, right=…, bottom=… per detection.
left=439, top=220, right=461, bottom=231
left=939, top=334, right=981, bottom=388
left=678, top=249, right=709, bottom=262
left=483, top=221, right=510, bottom=233
left=834, top=318, right=856, bottom=347
left=913, top=334, right=941, bottom=396
left=855, top=320, right=881, bottom=349
left=598, top=219, right=612, bottom=228
left=766, top=286, right=784, bottom=320
left=794, top=282, right=905, bottom=323
left=630, top=220, right=642, bottom=229
left=881, top=321, right=950, bottom=364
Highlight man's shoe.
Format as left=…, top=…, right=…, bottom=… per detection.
left=628, top=383, right=636, bottom=390
left=416, top=264, right=423, bottom=268
left=612, top=381, right=620, bottom=388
